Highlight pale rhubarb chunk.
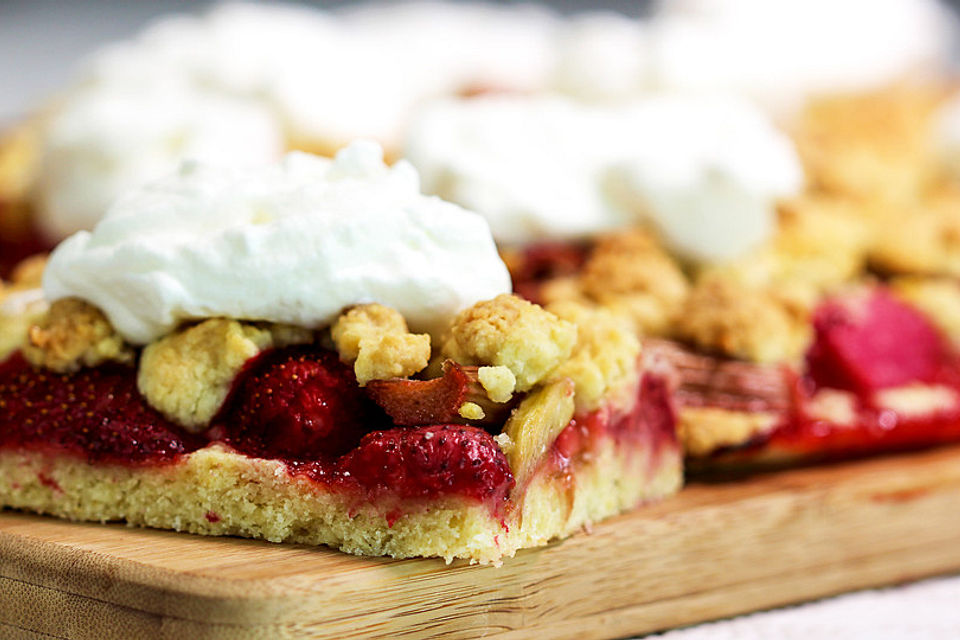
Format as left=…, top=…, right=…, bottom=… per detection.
left=502, top=378, right=576, bottom=486
left=675, top=276, right=811, bottom=364
left=138, top=319, right=313, bottom=432
left=331, top=304, right=430, bottom=386
left=23, top=298, right=133, bottom=373
left=892, top=276, right=960, bottom=346
left=442, top=294, right=576, bottom=392
left=547, top=300, right=641, bottom=411
left=578, top=230, right=689, bottom=335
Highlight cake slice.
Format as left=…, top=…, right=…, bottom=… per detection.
left=0, top=142, right=681, bottom=564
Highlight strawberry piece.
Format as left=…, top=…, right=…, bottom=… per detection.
left=806, top=288, right=948, bottom=393
left=339, top=425, right=514, bottom=504
left=0, top=353, right=202, bottom=464
left=221, top=346, right=386, bottom=461
left=365, top=361, right=470, bottom=426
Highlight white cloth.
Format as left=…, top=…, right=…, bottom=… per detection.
left=648, top=575, right=960, bottom=639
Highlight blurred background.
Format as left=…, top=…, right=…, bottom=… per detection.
left=1, top=0, right=651, bottom=123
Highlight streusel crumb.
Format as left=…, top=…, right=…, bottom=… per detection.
left=547, top=300, right=641, bottom=411
left=138, top=319, right=314, bottom=431
left=0, top=280, right=47, bottom=362
left=870, top=189, right=960, bottom=277
left=791, top=87, right=941, bottom=204
left=23, top=297, right=133, bottom=373
left=477, top=366, right=517, bottom=403
left=331, top=304, right=430, bottom=386
left=442, top=294, right=576, bottom=392
left=892, top=276, right=960, bottom=346
left=679, top=407, right=779, bottom=457
left=675, top=275, right=811, bottom=364
left=578, top=230, right=689, bottom=335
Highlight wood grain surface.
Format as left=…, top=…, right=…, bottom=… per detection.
left=3, top=446, right=960, bottom=639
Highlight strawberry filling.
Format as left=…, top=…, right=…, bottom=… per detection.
left=806, top=289, right=949, bottom=392
left=0, top=345, right=517, bottom=510
left=0, top=353, right=203, bottom=465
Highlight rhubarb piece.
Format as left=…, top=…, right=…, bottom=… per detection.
left=502, top=378, right=575, bottom=487
left=644, top=339, right=790, bottom=413
left=366, top=360, right=515, bottom=427
left=221, top=346, right=385, bottom=461
left=339, top=424, right=514, bottom=504
left=807, top=288, right=948, bottom=392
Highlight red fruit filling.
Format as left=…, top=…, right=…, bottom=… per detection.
left=0, top=353, right=203, bottom=464
left=215, top=346, right=388, bottom=461
left=552, top=374, right=679, bottom=482
left=807, top=289, right=948, bottom=393
left=509, top=240, right=589, bottom=303
left=334, top=424, right=515, bottom=506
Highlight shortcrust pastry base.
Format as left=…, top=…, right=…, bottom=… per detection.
left=0, top=439, right=681, bottom=565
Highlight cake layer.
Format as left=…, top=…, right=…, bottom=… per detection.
left=0, top=435, right=681, bottom=564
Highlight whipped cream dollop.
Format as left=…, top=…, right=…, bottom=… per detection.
left=405, top=94, right=802, bottom=259
left=43, top=142, right=512, bottom=344
left=615, top=95, right=804, bottom=261
left=33, top=82, right=284, bottom=242
left=649, top=0, right=955, bottom=112
left=551, top=12, right=651, bottom=102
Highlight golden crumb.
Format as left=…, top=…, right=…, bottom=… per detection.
left=138, top=319, right=312, bottom=432
left=0, top=285, right=47, bottom=362
left=22, top=297, right=133, bottom=373
left=477, top=366, right=517, bottom=403
left=547, top=300, right=641, bottom=411
left=791, top=87, right=942, bottom=204
left=578, top=230, right=689, bottom=336
left=442, top=294, right=576, bottom=392
left=331, top=304, right=430, bottom=386
left=675, top=275, right=811, bottom=364
left=458, top=401, right=486, bottom=421
left=892, top=276, right=960, bottom=346
left=870, top=188, right=960, bottom=277
left=678, top=407, right=779, bottom=457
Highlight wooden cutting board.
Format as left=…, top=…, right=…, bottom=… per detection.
left=3, top=446, right=960, bottom=640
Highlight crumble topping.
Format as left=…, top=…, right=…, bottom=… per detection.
left=675, top=275, right=811, bottom=364
left=892, top=276, right=960, bottom=345
left=441, top=294, right=576, bottom=392
left=458, top=402, right=486, bottom=421
left=331, top=304, right=431, bottom=386
left=137, top=318, right=314, bottom=432
left=23, top=297, right=133, bottom=373
left=477, top=366, right=517, bottom=404
left=791, top=88, right=941, bottom=205
left=577, top=230, right=689, bottom=335
left=678, top=407, right=779, bottom=457
left=870, top=189, right=960, bottom=277
left=547, top=299, right=641, bottom=411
